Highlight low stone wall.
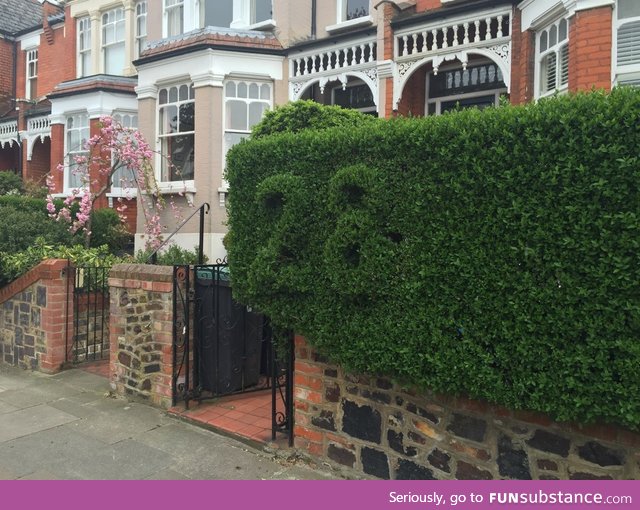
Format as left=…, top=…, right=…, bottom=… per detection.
left=294, top=337, right=640, bottom=480
left=108, top=264, right=175, bottom=408
left=0, top=259, right=72, bottom=373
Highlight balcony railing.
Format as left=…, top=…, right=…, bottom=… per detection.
left=0, top=120, right=18, bottom=147
left=396, top=11, right=510, bottom=59
left=292, top=41, right=377, bottom=78
left=27, top=116, right=50, bottom=136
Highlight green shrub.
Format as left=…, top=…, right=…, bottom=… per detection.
left=0, top=239, right=122, bottom=286
left=135, top=244, right=208, bottom=265
left=0, top=204, right=77, bottom=253
left=0, top=171, right=23, bottom=195
left=90, top=207, right=133, bottom=253
left=227, top=89, right=640, bottom=429
left=0, top=195, right=78, bottom=216
left=251, top=100, right=377, bottom=139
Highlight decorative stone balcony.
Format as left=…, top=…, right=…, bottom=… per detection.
left=289, top=37, right=379, bottom=109
left=392, top=7, right=512, bottom=108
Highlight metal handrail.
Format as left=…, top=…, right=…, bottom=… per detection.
left=146, top=202, right=210, bottom=265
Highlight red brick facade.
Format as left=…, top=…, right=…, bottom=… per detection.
left=569, top=6, right=613, bottom=93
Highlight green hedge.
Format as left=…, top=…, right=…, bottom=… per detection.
left=226, top=89, right=640, bottom=429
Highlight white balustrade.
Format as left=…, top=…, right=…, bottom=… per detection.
left=396, top=12, right=510, bottom=59
left=292, top=41, right=377, bottom=78
left=27, top=116, right=50, bottom=136
left=0, top=121, right=18, bottom=146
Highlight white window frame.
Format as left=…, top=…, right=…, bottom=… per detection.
left=65, top=112, right=90, bottom=193
left=26, top=49, right=38, bottom=100
left=77, top=16, right=92, bottom=77
left=425, top=61, right=507, bottom=116
left=197, top=0, right=274, bottom=30
left=614, top=0, right=640, bottom=86
left=330, top=80, right=376, bottom=114
left=157, top=83, right=196, bottom=187
left=102, top=7, right=126, bottom=75
left=135, top=1, right=148, bottom=59
left=327, top=0, right=372, bottom=33
left=338, top=0, right=369, bottom=23
left=164, top=0, right=185, bottom=37
left=109, top=112, right=139, bottom=197
left=250, top=0, right=272, bottom=25
left=534, top=17, right=570, bottom=99
left=222, top=79, right=272, bottom=188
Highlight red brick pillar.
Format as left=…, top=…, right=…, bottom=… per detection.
left=39, top=260, right=74, bottom=373
left=89, top=117, right=110, bottom=209
left=49, top=122, right=65, bottom=192
left=569, top=6, right=613, bottom=92
left=383, top=3, right=396, bottom=118
left=510, top=8, right=536, bottom=105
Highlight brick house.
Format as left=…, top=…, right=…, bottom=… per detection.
left=132, top=0, right=637, bottom=259
left=0, top=0, right=142, bottom=232
left=0, top=1, right=635, bottom=253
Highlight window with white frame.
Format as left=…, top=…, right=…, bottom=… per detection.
left=536, top=18, right=569, bottom=98
left=111, top=113, right=138, bottom=193
left=339, top=0, right=369, bottom=22
left=135, top=1, right=148, bottom=58
left=251, top=0, right=272, bottom=24
left=199, top=0, right=271, bottom=28
left=77, top=17, right=92, bottom=77
left=102, top=8, right=125, bottom=75
left=426, top=62, right=507, bottom=115
left=65, top=113, right=89, bottom=190
left=200, top=0, right=233, bottom=28
left=331, top=81, right=375, bottom=114
left=158, top=84, right=195, bottom=183
left=224, top=80, right=272, bottom=168
left=26, top=49, right=38, bottom=100
left=616, top=0, right=640, bottom=85
left=165, top=0, right=185, bottom=37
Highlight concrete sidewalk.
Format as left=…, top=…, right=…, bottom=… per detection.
left=0, top=364, right=337, bottom=480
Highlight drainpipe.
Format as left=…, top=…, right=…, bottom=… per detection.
left=311, top=0, right=316, bottom=38
left=12, top=41, right=22, bottom=179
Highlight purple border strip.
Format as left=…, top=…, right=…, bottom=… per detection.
left=2, top=480, right=639, bottom=510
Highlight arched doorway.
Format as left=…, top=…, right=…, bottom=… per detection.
left=397, top=55, right=508, bottom=117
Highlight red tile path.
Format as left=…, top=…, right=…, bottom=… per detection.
left=76, top=360, right=282, bottom=446
left=170, top=390, right=285, bottom=446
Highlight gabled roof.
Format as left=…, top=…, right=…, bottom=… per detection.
left=0, top=0, right=45, bottom=37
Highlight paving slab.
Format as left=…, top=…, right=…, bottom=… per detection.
left=0, top=364, right=340, bottom=480
left=0, top=404, right=78, bottom=442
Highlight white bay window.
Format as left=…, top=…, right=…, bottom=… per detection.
left=158, top=84, right=195, bottom=183
left=65, top=113, right=89, bottom=190
left=536, top=18, right=569, bottom=98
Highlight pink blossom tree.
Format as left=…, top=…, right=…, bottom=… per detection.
left=47, top=116, right=180, bottom=250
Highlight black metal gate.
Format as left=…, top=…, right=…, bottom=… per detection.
left=172, top=263, right=294, bottom=444
left=65, top=265, right=110, bottom=363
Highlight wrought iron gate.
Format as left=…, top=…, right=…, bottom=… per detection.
left=65, top=265, right=110, bottom=363
left=172, top=263, right=294, bottom=444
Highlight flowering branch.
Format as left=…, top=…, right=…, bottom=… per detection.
left=47, top=116, right=186, bottom=251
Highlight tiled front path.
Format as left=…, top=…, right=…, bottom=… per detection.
left=80, top=360, right=283, bottom=446
left=169, top=390, right=284, bottom=446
